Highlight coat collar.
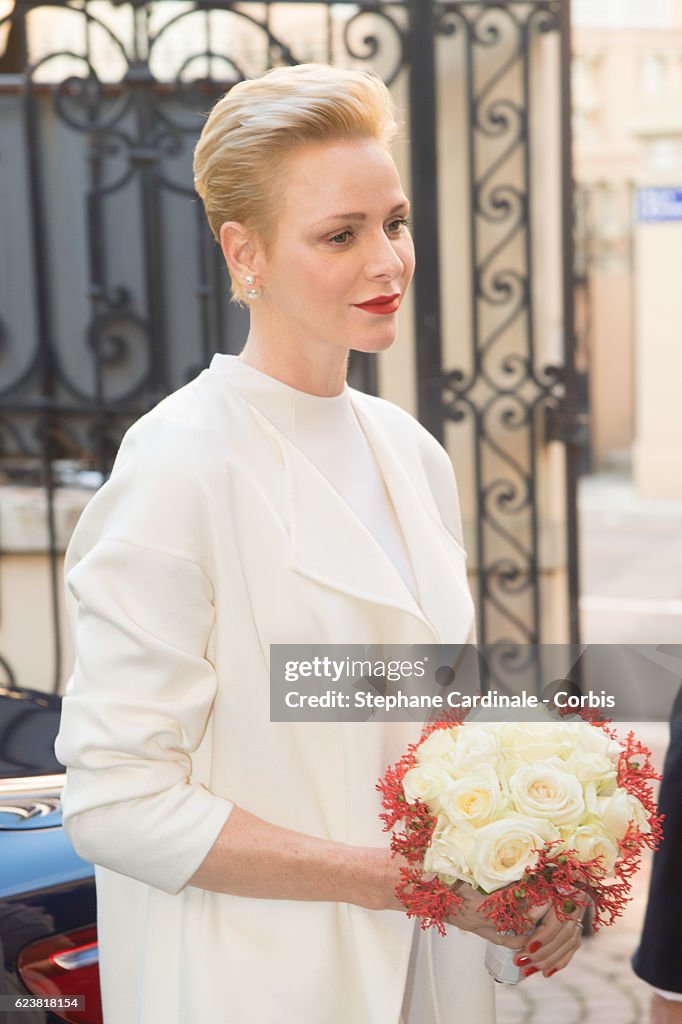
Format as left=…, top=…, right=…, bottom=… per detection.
left=257, top=391, right=473, bottom=645
left=208, top=357, right=474, bottom=644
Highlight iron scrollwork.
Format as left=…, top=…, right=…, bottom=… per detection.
left=433, top=1, right=573, bottom=646
left=0, top=0, right=410, bottom=692
left=0, top=0, right=576, bottom=694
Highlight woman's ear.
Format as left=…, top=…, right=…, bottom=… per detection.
left=219, top=221, right=259, bottom=283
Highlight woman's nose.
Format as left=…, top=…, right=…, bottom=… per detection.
left=365, top=235, right=404, bottom=279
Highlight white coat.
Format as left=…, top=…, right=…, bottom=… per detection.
left=54, top=356, right=495, bottom=1024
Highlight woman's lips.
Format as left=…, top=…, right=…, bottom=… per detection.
left=352, top=294, right=400, bottom=315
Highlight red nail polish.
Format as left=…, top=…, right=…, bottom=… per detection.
left=547, top=968, right=558, bottom=977
left=528, top=940, right=542, bottom=954
left=523, top=966, right=539, bottom=977
left=514, top=955, right=531, bottom=967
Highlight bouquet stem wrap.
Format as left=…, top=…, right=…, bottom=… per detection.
left=484, top=943, right=522, bottom=985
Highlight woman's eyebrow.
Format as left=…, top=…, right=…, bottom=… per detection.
left=313, top=201, right=411, bottom=227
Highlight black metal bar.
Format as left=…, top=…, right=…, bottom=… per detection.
left=22, top=17, right=64, bottom=694
left=135, top=81, right=168, bottom=403
left=40, top=433, right=63, bottom=694
left=407, top=0, right=444, bottom=443
left=559, top=0, right=581, bottom=647
left=84, top=90, right=110, bottom=477
left=461, top=15, right=488, bottom=645
left=520, top=17, right=540, bottom=644
left=195, top=202, right=215, bottom=370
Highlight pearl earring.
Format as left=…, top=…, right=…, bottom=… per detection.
left=245, top=274, right=260, bottom=299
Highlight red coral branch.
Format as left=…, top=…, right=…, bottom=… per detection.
left=395, top=868, right=464, bottom=937
left=377, top=717, right=661, bottom=937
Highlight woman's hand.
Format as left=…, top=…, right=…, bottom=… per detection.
left=515, top=904, right=585, bottom=978
left=383, top=857, right=543, bottom=949
left=381, top=852, right=583, bottom=973
left=444, top=883, right=535, bottom=949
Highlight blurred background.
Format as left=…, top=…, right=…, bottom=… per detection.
left=0, top=0, right=680, bottom=685
left=1, top=2, right=681, bottom=1020
left=3, top=0, right=682, bottom=697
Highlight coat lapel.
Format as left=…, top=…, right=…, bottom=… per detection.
left=351, top=395, right=475, bottom=646
left=281, top=436, right=433, bottom=631
left=231, top=384, right=474, bottom=645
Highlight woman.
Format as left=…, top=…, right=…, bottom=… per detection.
left=54, top=63, right=582, bottom=1024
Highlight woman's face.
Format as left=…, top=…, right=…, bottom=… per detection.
left=253, top=137, right=415, bottom=358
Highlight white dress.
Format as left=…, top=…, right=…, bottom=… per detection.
left=54, top=355, right=496, bottom=1024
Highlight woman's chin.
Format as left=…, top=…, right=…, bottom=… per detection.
left=351, top=332, right=398, bottom=355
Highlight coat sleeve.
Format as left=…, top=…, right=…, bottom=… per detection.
left=54, top=423, right=234, bottom=897
left=55, top=538, right=234, bottom=896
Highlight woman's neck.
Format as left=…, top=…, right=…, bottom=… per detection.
left=238, top=332, right=349, bottom=398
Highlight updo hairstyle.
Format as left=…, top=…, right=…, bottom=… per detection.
left=192, top=63, right=402, bottom=305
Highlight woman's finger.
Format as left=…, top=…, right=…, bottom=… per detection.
left=540, top=942, right=579, bottom=978
left=527, top=901, right=552, bottom=924
left=521, top=916, right=583, bottom=974
left=522, top=906, right=580, bottom=953
left=532, top=927, right=581, bottom=972
left=478, top=928, right=528, bottom=949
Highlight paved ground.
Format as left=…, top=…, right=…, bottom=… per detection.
left=579, top=470, right=682, bottom=644
left=496, top=468, right=682, bottom=1023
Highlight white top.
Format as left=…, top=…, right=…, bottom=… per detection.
left=213, top=354, right=419, bottom=600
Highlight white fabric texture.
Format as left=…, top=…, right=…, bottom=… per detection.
left=54, top=356, right=489, bottom=1024
left=220, top=355, right=419, bottom=599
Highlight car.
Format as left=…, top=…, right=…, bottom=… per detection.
left=0, top=683, right=101, bottom=1024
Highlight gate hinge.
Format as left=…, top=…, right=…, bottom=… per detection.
left=544, top=402, right=590, bottom=446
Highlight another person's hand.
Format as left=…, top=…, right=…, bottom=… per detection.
left=651, top=994, right=682, bottom=1024
left=515, top=904, right=584, bottom=978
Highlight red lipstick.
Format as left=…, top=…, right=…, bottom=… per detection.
left=352, top=293, right=401, bottom=315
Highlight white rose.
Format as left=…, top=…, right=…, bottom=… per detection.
left=509, top=761, right=585, bottom=825
left=565, top=748, right=618, bottom=784
left=501, top=723, right=578, bottom=764
left=595, top=789, right=651, bottom=840
left=563, top=824, right=619, bottom=878
left=573, top=723, right=623, bottom=762
left=402, top=763, right=452, bottom=806
left=423, top=817, right=476, bottom=886
left=472, top=815, right=560, bottom=893
left=438, top=764, right=507, bottom=827
left=445, top=724, right=501, bottom=777
left=415, top=727, right=458, bottom=765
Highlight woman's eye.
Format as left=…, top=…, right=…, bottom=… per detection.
left=388, top=217, right=411, bottom=233
left=327, top=218, right=410, bottom=246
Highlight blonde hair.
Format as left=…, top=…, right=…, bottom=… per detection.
left=192, top=63, right=402, bottom=305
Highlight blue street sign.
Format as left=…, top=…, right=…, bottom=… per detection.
left=637, top=187, right=682, bottom=222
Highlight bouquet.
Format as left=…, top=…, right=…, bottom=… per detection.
left=378, top=708, right=661, bottom=983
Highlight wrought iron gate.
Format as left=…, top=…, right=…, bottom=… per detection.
left=408, top=0, right=582, bottom=647
left=0, top=0, right=581, bottom=693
